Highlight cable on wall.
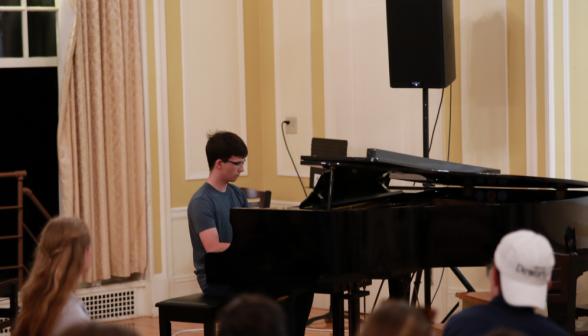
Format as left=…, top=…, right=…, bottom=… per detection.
left=282, top=120, right=308, bottom=197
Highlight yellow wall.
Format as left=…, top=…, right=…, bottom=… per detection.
left=444, top=0, right=462, bottom=164
left=159, top=0, right=324, bottom=207
left=507, top=0, right=527, bottom=175
left=145, top=0, right=162, bottom=274
left=145, top=0, right=577, bottom=275
left=570, top=0, right=588, bottom=181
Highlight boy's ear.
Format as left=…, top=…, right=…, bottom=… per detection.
left=215, top=159, right=223, bottom=169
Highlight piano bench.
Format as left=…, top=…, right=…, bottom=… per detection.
left=155, top=293, right=229, bottom=336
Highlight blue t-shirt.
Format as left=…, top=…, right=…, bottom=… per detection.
left=187, top=182, right=249, bottom=291
left=443, top=295, right=568, bottom=336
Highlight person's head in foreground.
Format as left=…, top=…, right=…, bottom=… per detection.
left=12, top=217, right=92, bottom=336
left=362, top=300, right=431, bottom=336
left=60, top=324, right=139, bottom=336
left=491, top=229, right=554, bottom=309
left=219, top=294, right=287, bottom=336
left=206, top=131, right=248, bottom=183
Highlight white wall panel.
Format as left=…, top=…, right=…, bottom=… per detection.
left=181, top=0, right=247, bottom=180
left=170, top=215, right=195, bottom=278
left=274, top=0, right=313, bottom=177
left=323, top=0, right=444, bottom=160
left=460, top=0, right=509, bottom=173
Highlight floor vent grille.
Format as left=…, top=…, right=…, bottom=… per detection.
left=80, top=290, right=136, bottom=322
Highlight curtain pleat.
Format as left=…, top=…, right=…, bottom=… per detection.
left=58, top=0, right=147, bottom=282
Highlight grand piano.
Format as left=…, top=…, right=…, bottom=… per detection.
left=206, top=148, right=588, bottom=336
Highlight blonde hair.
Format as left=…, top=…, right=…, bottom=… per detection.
left=12, top=217, right=91, bottom=336
left=362, top=300, right=431, bottom=336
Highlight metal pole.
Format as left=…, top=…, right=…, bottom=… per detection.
left=422, top=88, right=432, bottom=313
left=327, top=168, right=335, bottom=211
left=423, top=88, right=429, bottom=158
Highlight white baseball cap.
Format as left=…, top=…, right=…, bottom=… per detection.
left=494, top=229, right=555, bottom=309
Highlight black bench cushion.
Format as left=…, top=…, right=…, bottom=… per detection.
left=156, top=294, right=228, bottom=311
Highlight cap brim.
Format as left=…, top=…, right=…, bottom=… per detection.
left=500, top=274, right=548, bottom=309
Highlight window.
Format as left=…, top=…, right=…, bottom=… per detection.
left=0, top=0, right=58, bottom=67
left=0, top=0, right=60, bottom=279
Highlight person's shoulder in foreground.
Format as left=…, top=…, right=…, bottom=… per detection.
left=443, top=229, right=569, bottom=336
left=443, top=296, right=567, bottom=336
left=362, top=300, right=431, bottom=336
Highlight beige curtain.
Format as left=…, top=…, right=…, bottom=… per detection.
left=57, top=0, right=147, bottom=282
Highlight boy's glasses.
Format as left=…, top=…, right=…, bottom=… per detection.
left=224, top=160, right=246, bottom=167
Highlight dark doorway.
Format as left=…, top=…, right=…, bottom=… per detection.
left=0, top=67, right=59, bottom=281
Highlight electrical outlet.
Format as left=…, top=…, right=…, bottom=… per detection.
left=285, top=117, right=297, bottom=134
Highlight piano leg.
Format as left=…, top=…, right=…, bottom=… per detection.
left=348, top=285, right=361, bottom=336
left=425, top=268, right=432, bottom=314
left=387, top=274, right=411, bottom=301
left=331, top=291, right=345, bottom=336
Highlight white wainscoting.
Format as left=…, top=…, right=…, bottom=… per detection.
left=273, top=0, right=313, bottom=177
left=180, top=0, right=248, bottom=180
left=322, top=0, right=445, bottom=161
left=170, top=207, right=201, bottom=298
left=460, top=0, right=509, bottom=173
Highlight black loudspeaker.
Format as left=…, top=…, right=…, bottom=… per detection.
left=386, top=0, right=456, bottom=89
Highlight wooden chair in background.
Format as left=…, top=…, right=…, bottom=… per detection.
left=547, top=252, right=580, bottom=334
left=0, top=279, right=18, bottom=331
left=240, top=188, right=271, bottom=208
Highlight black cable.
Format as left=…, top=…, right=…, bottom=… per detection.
left=447, top=84, right=452, bottom=161
left=427, top=88, right=445, bottom=156
left=281, top=121, right=308, bottom=197
left=431, top=267, right=445, bottom=304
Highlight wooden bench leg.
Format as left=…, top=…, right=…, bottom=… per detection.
left=158, top=314, right=172, bottom=336
left=204, top=320, right=216, bottom=336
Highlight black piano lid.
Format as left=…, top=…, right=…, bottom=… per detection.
left=301, top=148, right=588, bottom=189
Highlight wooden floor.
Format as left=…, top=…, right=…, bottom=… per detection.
left=106, top=308, right=359, bottom=336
